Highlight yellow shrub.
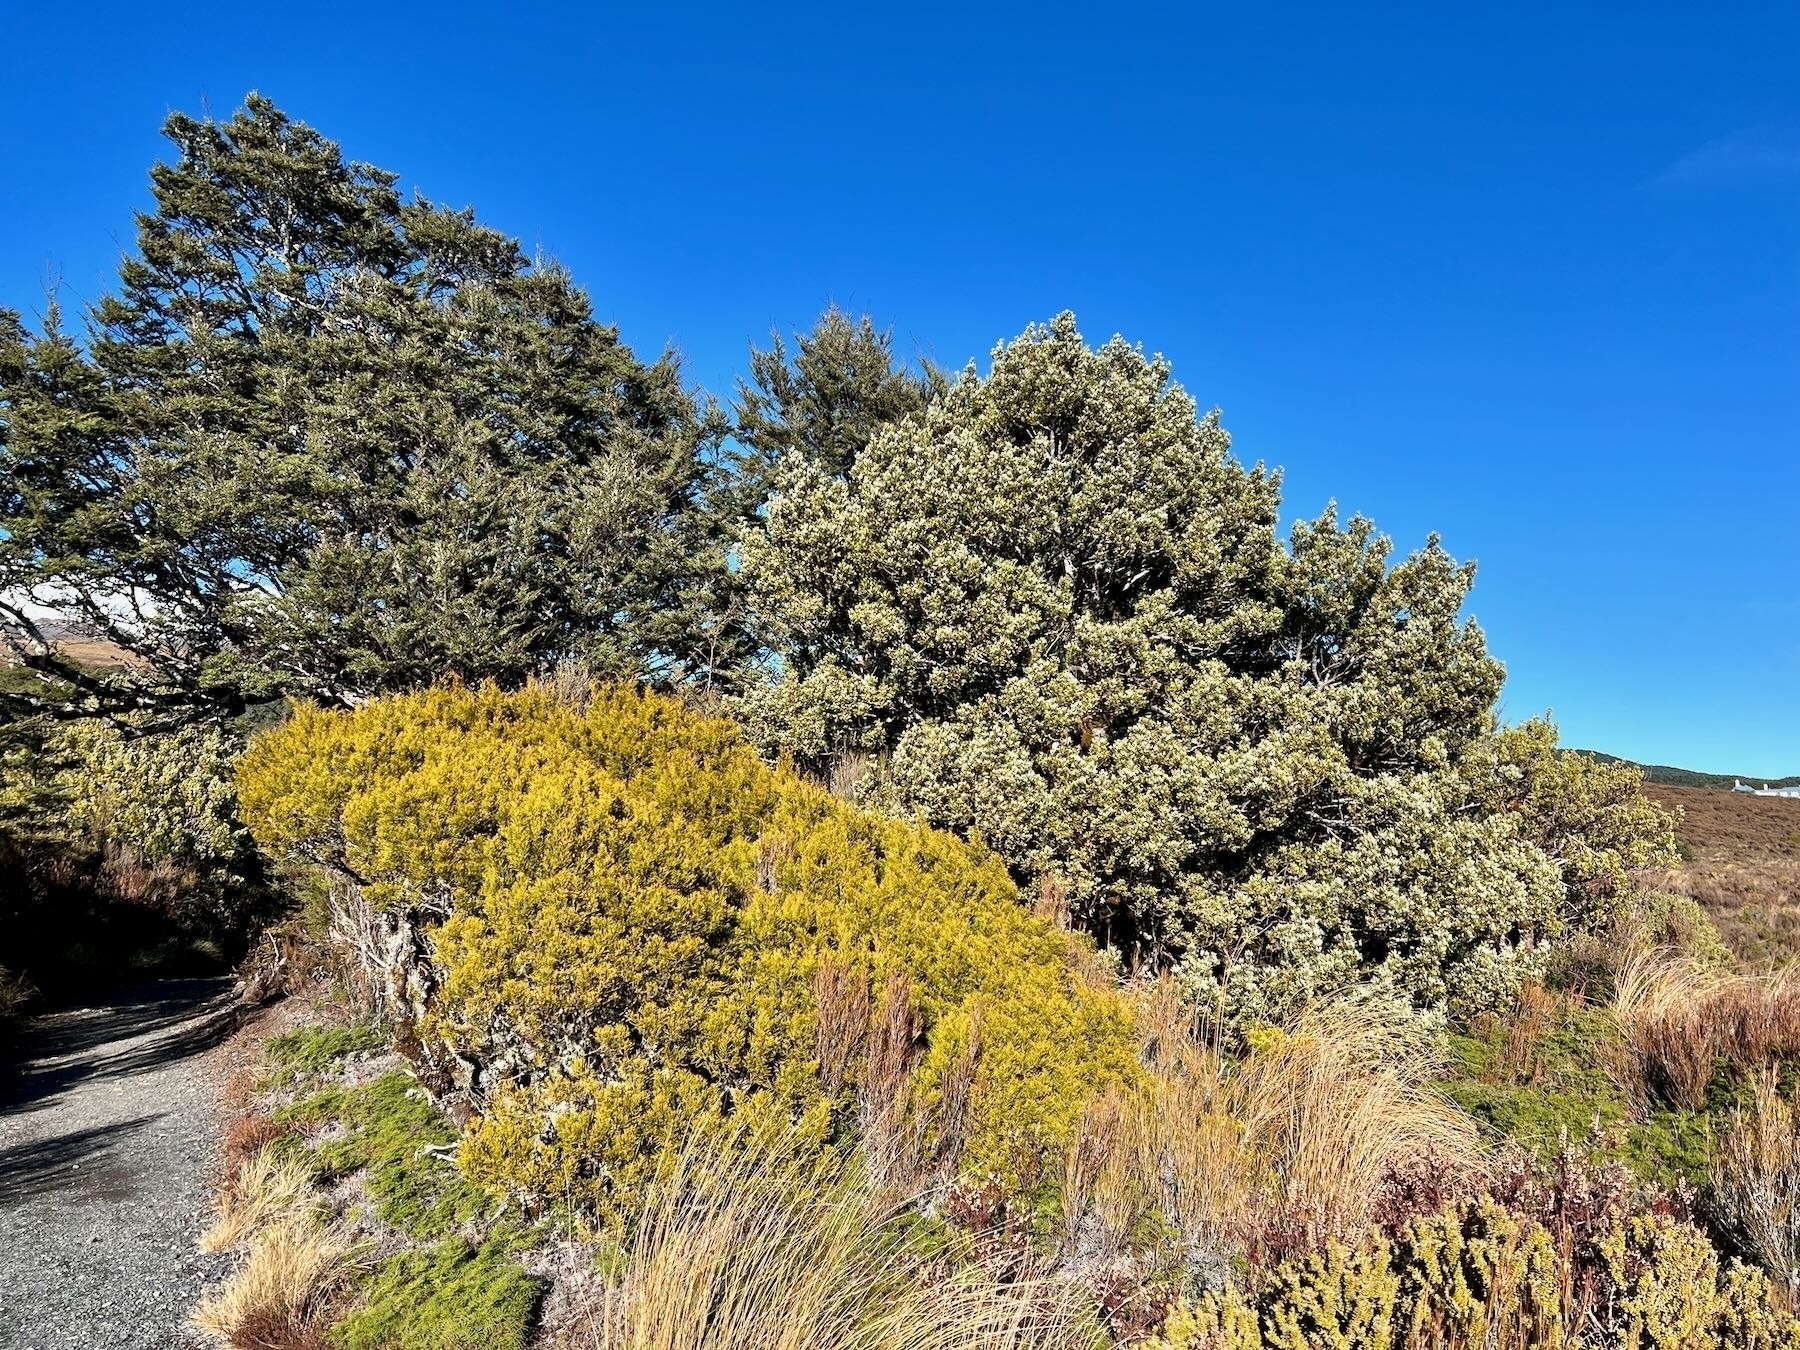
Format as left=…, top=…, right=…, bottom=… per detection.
left=239, top=684, right=1138, bottom=1224
left=1149, top=1200, right=1800, bottom=1350
left=1401, top=1201, right=1565, bottom=1348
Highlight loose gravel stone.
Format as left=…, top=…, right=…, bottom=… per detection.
left=0, top=979, right=240, bottom=1349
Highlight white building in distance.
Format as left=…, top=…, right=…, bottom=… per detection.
left=1734, top=780, right=1800, bottom=799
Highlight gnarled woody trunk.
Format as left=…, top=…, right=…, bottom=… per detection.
left=323, top=876, right=481, bottom=1119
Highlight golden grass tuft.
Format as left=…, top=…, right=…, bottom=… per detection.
left=191, top=1216, right=360, bottom=1350
left=1714, top=1069, right=1800, bottom=1297
left=568, top=1134, right=1101, bottom=1350
left=201, top=1147, right=316, bottom=1255
left=1071, top=983, right=1483, bottom=1267
left=1612, top=949, right=1800, bottom=1111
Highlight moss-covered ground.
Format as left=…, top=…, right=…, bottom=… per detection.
left=334, top=1238, right=543, bottom=1350
left=261, top=1018, right=545, bottom=1349
left=1442, top=996, right=1726, bottom=1190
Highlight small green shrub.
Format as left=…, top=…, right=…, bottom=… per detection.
left=2, top=712, right=267, bottom=989
left=55, top=719, right=251, bottom=881
left=1628, top=890, right=1732, bottom=966
left=332, top=1237, right=543, bottom=1350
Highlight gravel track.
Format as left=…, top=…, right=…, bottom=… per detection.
left=0, top=979, right=240, bottom=1349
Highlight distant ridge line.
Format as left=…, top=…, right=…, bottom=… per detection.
left=1574, top=750, right=1800, bottom=792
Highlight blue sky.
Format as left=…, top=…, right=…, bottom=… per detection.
left=2, top=2, right=1795, bottom=774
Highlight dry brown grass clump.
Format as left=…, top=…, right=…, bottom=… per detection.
left=1064, top=985, right=1484, bottom=1272
left=221, top=1110, right=300, bottom=1174
left=201, top=1146, right=316, bottom=1255
left=219, top=1063, right=266, bottom=1114
left=567, top=1135, right=1101, bottom=1350
left=191, top=1215, right=360, bottom=1350
left=1611, top=950, right=1800, bottom=1111
left=1714, top=1070, right=1800, bottom=1299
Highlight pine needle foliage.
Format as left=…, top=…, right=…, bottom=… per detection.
left=0, top=96, right=743, bottom=722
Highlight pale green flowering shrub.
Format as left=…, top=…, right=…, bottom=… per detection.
left=57, top=719, right=250, bottom=875
left=741, top=313, right=1676, bottom=1023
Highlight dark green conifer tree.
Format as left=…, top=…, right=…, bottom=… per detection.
left=732, top=305, right=941, bottom=487
left=0, top=96, right=745, bottom=720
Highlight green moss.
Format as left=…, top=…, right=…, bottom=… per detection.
left=279, top=1071, right=490, bottom=1241
left=1443, top=1004, right=1718, bottom=1190
left=1444, top=1071, right=1628, bottom=1151
left=267, top=1021, right=384, bottom=1081
left=333, top=1238, right=544, bottom=1350
left=1446, top=1004, right=1628, bottom=1140
left=1619, top=1111, right=1715, bottom=1187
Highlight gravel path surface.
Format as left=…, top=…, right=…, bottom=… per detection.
left=0, top=979, right=240, bottom=1349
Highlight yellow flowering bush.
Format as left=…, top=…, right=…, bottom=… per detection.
left=238, top=683, right=1137, bottom=1224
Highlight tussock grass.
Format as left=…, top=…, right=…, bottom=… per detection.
left=202, top=1147, right=316, bottom=1254
left=568, top=1135, right=1101, bottom=1350
left=1612, top=949, right=1800, bottom=1110
left=1074, top=984, right=1483, bottom=1267
left=1714, top=1070, right=1800, bottom=1296
left=221, top=1110, right=299, bottom=1175
left=192, top=1216, right=361, bottom=1350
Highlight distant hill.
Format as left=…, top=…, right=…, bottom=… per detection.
left=1574, top=750, right=1800, bottom=793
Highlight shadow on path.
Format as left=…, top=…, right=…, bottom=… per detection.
left=0, top=1113, right=161, bottom=1205
left=0, top=976, right=241, bottom=1348
left=0, top=978, right=240, bottom=1119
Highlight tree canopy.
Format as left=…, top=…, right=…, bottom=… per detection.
left=0, top=95, right=742, bottom=722
left=738, top=313, right=1674, bottom=1019
left=0, top=95, right=1677, bottom=1023
left=732, top=306, right=940, bottom=488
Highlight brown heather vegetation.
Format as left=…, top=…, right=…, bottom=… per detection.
left=1648, top=785, right=1800, bottom=861
left=1645, top=785, right=1800, bottom=967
